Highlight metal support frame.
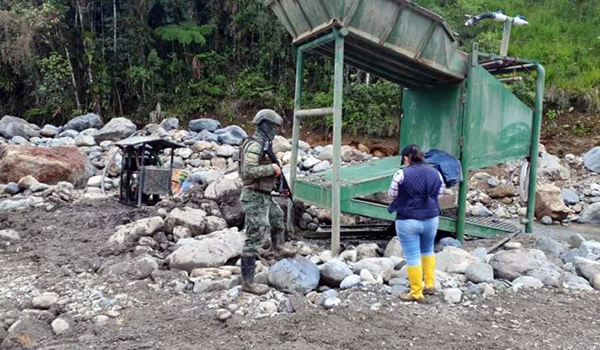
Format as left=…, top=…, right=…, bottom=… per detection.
left=288, top=28, right=345, bottom=255
left=500, top=21, right=513, bottom=57
left=525, top=64, right=545, bottom=233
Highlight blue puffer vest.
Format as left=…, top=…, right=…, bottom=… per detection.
left=388, top=163, right=442, bottom=220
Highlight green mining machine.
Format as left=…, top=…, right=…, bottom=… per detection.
left=265, top=0, right=545, bottom=254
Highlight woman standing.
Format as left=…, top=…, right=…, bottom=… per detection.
left=388, top=144, right=444, bottom=302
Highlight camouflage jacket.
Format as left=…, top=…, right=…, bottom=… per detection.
left=239, top=137, right=277, bottom=192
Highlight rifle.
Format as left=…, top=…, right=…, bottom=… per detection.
left=263, top=141, right=293, bottom=200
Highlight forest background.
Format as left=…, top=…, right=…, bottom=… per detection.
left=0, top=0, right=598, bottom=139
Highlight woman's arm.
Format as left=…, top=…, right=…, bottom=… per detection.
left=388, top=169, right=404, bottom=200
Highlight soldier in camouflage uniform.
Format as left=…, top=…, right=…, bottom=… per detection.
left=238, top=109, right=297, bottom=295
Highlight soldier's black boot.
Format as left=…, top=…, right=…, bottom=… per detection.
left=241, top=256, right=269, bottom=295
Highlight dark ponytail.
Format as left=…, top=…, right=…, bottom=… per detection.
left=401, top=144, right=425, bottom=164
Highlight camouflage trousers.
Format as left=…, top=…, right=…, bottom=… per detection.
left=240, top=188, right=285, bottom=257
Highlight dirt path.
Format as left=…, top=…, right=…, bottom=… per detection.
left=1, top=200, right=600, bottom=350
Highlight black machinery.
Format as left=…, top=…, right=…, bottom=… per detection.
left=115, top=136, right=185, bottom=206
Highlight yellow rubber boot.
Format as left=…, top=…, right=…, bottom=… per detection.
left=422, top=255, right=436, bottom=295
left=400, top=266, right=424, bottom=302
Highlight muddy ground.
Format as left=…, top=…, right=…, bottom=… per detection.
left=1, top=199, right=600, bottom=350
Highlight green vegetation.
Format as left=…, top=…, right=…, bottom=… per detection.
left=0, top=0, right=598, bottom=137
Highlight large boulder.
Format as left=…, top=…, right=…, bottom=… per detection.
left=583, top=146, right=600, bottom=173
left=160, top=117, right=179, bottom=131
left=272, top=136, right=291, bottom=154
left=189, top=118, right=221, bottom=133
left=2, top=317, right=53, bottom=349
left=214, top=125, right=247, bottom=145
left=94, top=117, right=136, bottom=142
left=268, top=256, right=320, bottom=294
left=574, top=257, right=600, bottom=281
left=563, top=241, right=600, bottom=263
left=490, top=249, right=564, bottom=286
left=435, top=247, right=480, bottom=274
left=64, top=113, right=103, bottom=131
left=0, top=115, right=40, bottom=140
left=341, top=145, right=369, bottom=162
left=561, top=189, right=580, bottom=205
left=319, top=259, right=353, bottom=287
left=167, top=228, right=245, bottom=272
left=316, top=145, right=334, bottom=162
left=535, top=184, right=573, bottom=221
left=107, top=217, right=165, bottom=251
left=0, top=145, right=93, bottom=188
left=465, top=262, right=494, bottom=283
left=537, top=152, right=570, bottom=180
left=100, top=255, right=159, bottom=280
left=165, top=207, right=207, bottom=235
left=580, top=203, right=600, bottom=225
left=352, top=257, right=395, bottom=281
left=384, top=237, right=403, bottom=258
left=534, top=236, right=568, bottom=258
left=204, top=174, right=242, bottom=204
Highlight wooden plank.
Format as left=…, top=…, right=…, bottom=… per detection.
left=331, top=33, right=344, bottom=256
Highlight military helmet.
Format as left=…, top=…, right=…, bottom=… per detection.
left=253, top=109, right=283, bottom=126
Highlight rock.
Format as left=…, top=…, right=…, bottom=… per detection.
left=165, top=207, right=207, bottom=235
left=487, top=185, right=517, bottom=199
left=574, top=257, right=600, bottom=281
left=356, top=243, right=379, bottom=260
left=94, top=117, right=136, bottom=142
left=534, top=236, right=568, bottom=258
left=592, top=274, right=600, bottom=290
left=563, top=273, right=593, bottom=291
left=205, top=216, right=228, bottom=234
left=465, top=262, right=494, bottom=283
left=191, top=140, right=214, bottom=153
left=215, top=144, right=235, bottom=157
left=177, top=148, right=193, bottom=159
left=2, top=317, right=53, bottom=349
left=439, top=237, right=462, bottom=249
left=312, top=160, right=331, bottom=173
left=301, top=157, right=321, bottom=170
left=0, top=145, right=93, bottom=188
left=167, top=228, right=245, bottom=272
left=215, top=125, right=247, bottom=145
left=512, top=276, right=544, bottom=289
left=108, top=217, right=164, bottom=249
left=39, top=126, right=58, bottom=138
left=504, top=242, right=522, bottom=250
left=317, top=145, right=334, bottom=162
left=0, top=229, right=20, bottom=243
left=64, top=113, right=103, bottom=131
left=0, top=115, right=40, bottom=140
left=220, top=201, right=245, bottom=227
left=314, top=289, right=338, bottom=306
left=92, top=315, right=110, bottom=326
left=59, top=129, right=78, bottom=139
left=580, top=203, right=600, bottom=225
left=3, top=182, right=20, bottom=195
left=32, top=292, right=59, bottom=310
left=436, top=247, right=480, bottom=274
left=50, top=318, right=70, bottom=335
left=217, top=309, right=232, bottom=321
left=537, top=152, right=570, bottom=180
left=339, top=249, right=357, bottom=263
left=160, top=118, right=179, bottom=131
left=268, top=256, right=320, bottom=294
left=583, top=146, right=600, bottom=173
left=490, top=249, right=563, bottom=286
left=101, top=255, right=159, bottom=280
left=319, top=259, right=353, bottom=287
left=75, top=133, right=96, bottom=147
left=535, top=184, right=573, bottom=221
left=486, top=176, right=500, bottom=187
left=340, top=274, right=362, bottom=289
left=353, top=258, right=395, bottom=281
left=563, top=241, right=600, bottom=263
left=562, top=189, right=580, bottom=205
left=189, top=118, right=221, bottom=133
left=541, top=216, right=553, bottom=225
left=341, top=145, right=369, bottom=162
left=87, top=175, right=104, bottom=188
left=272, top=136, right=291, bottom=154
left=569, top=234, right=586, bottom=249
left=204, top=175, right=241, bottom=204
left=471, top=202, right=493, bottom=217
left=17, top=175, right=38, bottom=190
left=384, top=237, right=403, bottom=258
left=322, top=297, right=341, bottom=309
left=443, top=288, right=462, bottom=303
